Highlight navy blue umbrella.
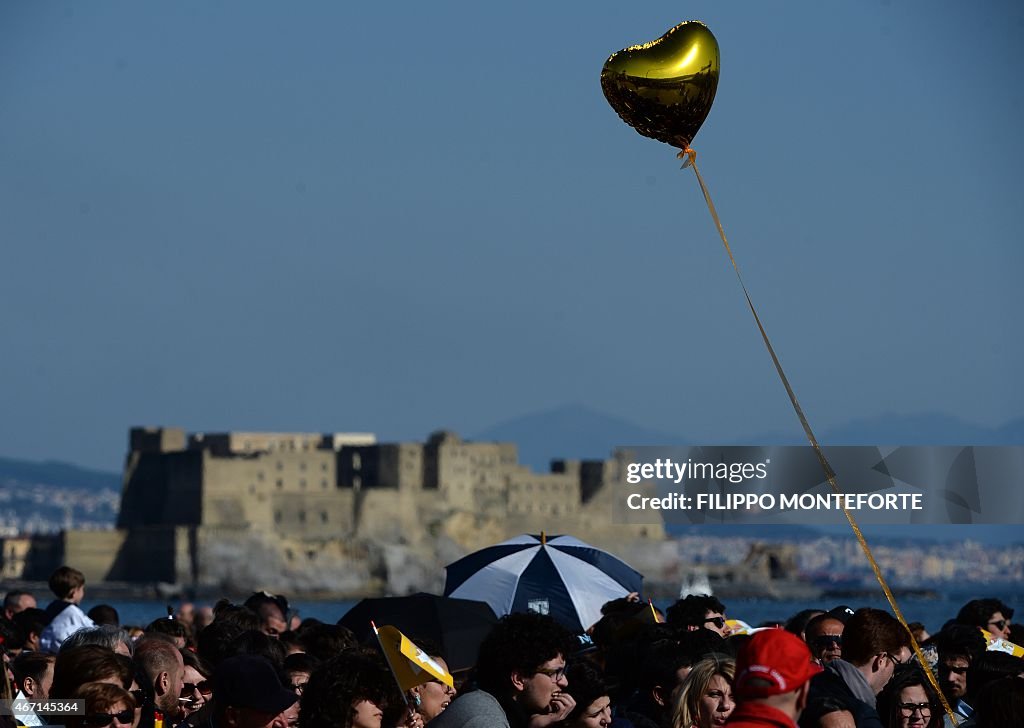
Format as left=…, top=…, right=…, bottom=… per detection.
left=443, top=533, right=644, bottom=633
left=337, top=592, right=498, bottom=672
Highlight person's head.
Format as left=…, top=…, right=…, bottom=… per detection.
left=966, top=650, right=1024, bottom=705
left=133, top=637, right=186, bottom=717
left=212, top=601, right=263, bottom=632
left=558, top=659, right=610, bottom=728
left=88, top=605, right=121, bottom=628
left=52, top=645, right=134, bottom=699
left=927, top=624, right=986, bottom=702
left=12, top=652, right=55, bottom=700
left=244, top=593, right=290, bottom=639
left=197, top=619, right=248, bottom=668
left=214, top=655, right=298, bottom=728
left=671, top=654, right=735, bottom=728
left=635, top=627, right=724, bottom=715
left=840, top=608, right=911, bottom=694
left=783, top=609, right=825, bottom=642
left=12, top=608, right=48, bottom=652
left=282, top=652, right=319, bottom=696
left=972, top=675, right=1024, bottom=728
left=225, top=630, right=288, bottom=673
left=956, top=598, right=1014, bottom=641
left=402, top=638, right=455, bottom=723
left=906, top=622, right=929, bottom=645
left=3, top=590, right=37, bottom=620
left=733, top=629, right=823, bottom=722
left=180, top=649, right=213, bottom=717
left=666, top=596, right=730, bottom=637
left=144, top=618, right=190, bottom=649
left=49, top=566, right=87, bottom=603
left=61, top=626, right=134, bottom=657
left=475, top=612, right=575, bottom=717
left=876, top=666, right=943, bottom=728
left=294, top=623, right=357, bottom=663
left=298, top=652, right=400, bottom=728
left=68, top=682, right=137, bottom=728
left=804, top=614, right=845, bottom=665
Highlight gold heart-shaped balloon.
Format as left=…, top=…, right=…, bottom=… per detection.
left=601, top=21, right=720, bottom=150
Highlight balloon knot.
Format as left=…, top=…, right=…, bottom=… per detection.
left=677, top=147, right=697, bottom=169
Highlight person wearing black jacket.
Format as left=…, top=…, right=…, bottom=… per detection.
left=799, top=609, right=911, bottom=728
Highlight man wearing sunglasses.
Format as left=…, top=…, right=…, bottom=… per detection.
left=954, top=598, right=1014, bottom=642
left=431, top=612, right=576, bottom=728
left=803, top=614, right=845, bottom=665
left=800, top=608, right=911, bottom=728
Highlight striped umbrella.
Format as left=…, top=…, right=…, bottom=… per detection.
left=443, top=533, right=644, bottom=633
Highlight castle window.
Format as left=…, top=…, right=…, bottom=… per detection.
left=276, top=479, right=283, bottom=488
left=321, top=479, right=328, bottom=489
left=320, top=512, right=328, bottom=523
left=322, top=462, right=328, bottom=472
left=300, top=462, right=307, bottom=471
left=256, top=471, right=264, bottom=481
left=248, top=484, right=256, bottom=494
left=298, top=511, right=306, bottom=523
left=300, top=479, right=306, bottom=488
left=274, top=511, right=282, bottom=524
left=276, top=461, right=283, bottom=471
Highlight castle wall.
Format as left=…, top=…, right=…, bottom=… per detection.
left=118, top=450, right=203, bottom=527
left=64, top=529, right=128, bottom=582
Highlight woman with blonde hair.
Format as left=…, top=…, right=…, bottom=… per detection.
left=670, top=654, right=735, bottom=728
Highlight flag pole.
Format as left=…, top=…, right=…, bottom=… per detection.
left=371, top=621, right=418, bottom=715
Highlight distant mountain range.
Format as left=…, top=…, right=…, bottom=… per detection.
left=472, top=403, right=1024, bottom=471
left=0, top=455, right=121, bottom=493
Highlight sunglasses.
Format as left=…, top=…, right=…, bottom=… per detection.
left=704, top=617, right=726, bottom=629
left=988, top=619, right=1008, bottom=631
left=183, top=681, right=212, bottom=696
left=811, top=635, right=842, bottom=647
left=83, top=710, right=134, bottom=727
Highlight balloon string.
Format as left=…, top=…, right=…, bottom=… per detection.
left=677, top=146, right=958, bottom=726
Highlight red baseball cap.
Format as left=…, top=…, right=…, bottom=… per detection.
left=735, top=628, right=823, bottom=697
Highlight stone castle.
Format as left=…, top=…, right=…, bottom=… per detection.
left=7, top=427, right=662, bottom=595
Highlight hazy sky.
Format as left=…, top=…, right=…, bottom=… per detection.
left=2, top=1, right=1022, bottom=472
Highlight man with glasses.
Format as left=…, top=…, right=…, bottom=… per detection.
left=665, top=595, right=732, bottom=638
left=800, top=608, right=911, bottom=728
left=431, top=612, right=576, bottom=728
left=804, top=614, right=846, bottom=665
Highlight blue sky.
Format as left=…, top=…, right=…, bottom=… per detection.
left=1, top=0, right=1022, bottom=472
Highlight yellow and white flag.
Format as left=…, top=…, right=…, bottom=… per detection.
left=373, top=623, right=454, bottom=691
left=981, top=629, right=1024, bottom=658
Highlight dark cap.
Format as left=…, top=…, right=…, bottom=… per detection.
left=214, top=655, right=297, bottom=714
left=828, top=605, right=856, bottom=624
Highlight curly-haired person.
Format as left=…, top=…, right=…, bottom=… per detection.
left=431, top=612, right=577, bottom=728
left=299, top=651, right=402, bottom=728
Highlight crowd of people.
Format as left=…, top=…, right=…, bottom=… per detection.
left=2, top=566, right=1022, bottom=728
